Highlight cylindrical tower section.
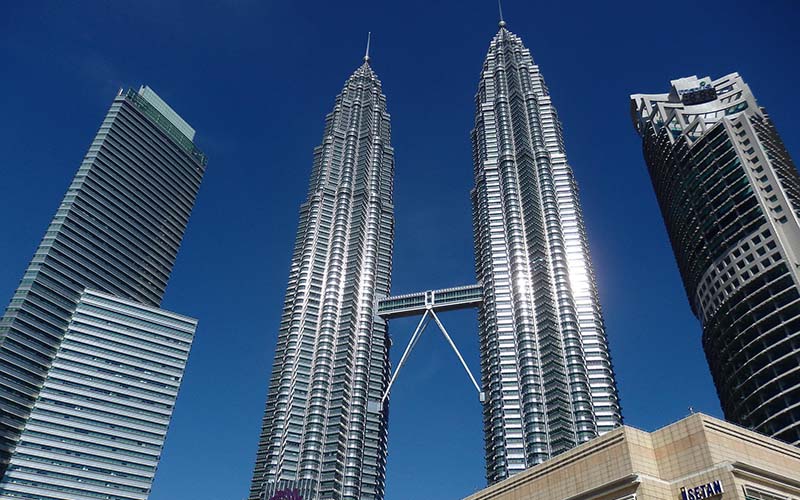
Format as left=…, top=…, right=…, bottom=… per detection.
left=631, top=73, right=800, bottom=446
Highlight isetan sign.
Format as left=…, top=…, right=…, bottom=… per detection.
left=680, top=480, right=723, bottom=500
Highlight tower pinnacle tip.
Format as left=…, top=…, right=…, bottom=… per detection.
left=364, top=32, right=371, bottom=63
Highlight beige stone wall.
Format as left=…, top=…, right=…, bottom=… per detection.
left=652, top=415, right=800, bottom=500
left=625, top=426, right=659, bottom=477
left=650, top=414, right=716, bottom=481
left=462, top=414, right=800, bottom=500
left=464, top=429, right=637, bottom=500
left=701, top=417, right=800, bottom=481
left=638, top=476, right=672, bottom=500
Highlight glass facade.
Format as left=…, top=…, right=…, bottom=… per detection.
left=0, top=289, right=196, bottom=500
left=0, top=86, right=206, bottom=481
left=631, top=73, right=800, bottom=446
left=471, top=23, right=622, bottom=484
left=248, top=59, right=394, bottom=500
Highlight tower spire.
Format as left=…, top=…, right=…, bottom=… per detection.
left=364, top=32, right=371, bottom=63
left=498, top=0, right=506, bottom=27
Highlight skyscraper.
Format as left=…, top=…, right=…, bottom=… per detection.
left=248, top=52, right=395, bottom=500
left=0, top=85, right=206, bottom=485
left=470, top=20, right=622, bottom=482
left=631, top=73, right=800, bottom=445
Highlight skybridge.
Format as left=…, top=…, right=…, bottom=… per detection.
left=371, top=283, right=485, bottom=410
left=376, top=283, right=483, bottom=318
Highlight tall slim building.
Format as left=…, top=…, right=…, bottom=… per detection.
left=631, top=73, right=800, bottom=445
left=0, top=85, right=206, bottom=482
left=470, top=21, right=622, bottom=483
left=248, top=54, right=394, bottom=500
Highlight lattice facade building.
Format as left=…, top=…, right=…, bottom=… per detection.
left=632, top=74, right=800, bottom=446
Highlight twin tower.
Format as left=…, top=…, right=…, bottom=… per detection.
left=248, top=21, right=623, bottom=500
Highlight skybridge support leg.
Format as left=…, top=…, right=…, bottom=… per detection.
left=380, top=310, right=430, bottom=404
left=372, top=306, right=485, bottom=412
left=429, top=309, right=482, bottom=397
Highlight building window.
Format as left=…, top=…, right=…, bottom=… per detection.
left=744, top=486, right=789, bottom=500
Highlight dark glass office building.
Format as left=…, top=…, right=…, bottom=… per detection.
left=632, top=74, right=800, bottom=445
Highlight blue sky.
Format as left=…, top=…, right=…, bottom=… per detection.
left=1, top=1, right=798, bottom=499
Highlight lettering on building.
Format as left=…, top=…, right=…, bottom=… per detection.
left=680, top=480, right=723, bottom=500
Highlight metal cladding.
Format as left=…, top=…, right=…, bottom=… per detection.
left=0, top=290, right=196, bottom=499
left=0, top=86, right=205, bottom=486
left=632, top=73, right=800, bottom=446
left=249, top=61, right=394, bottom=500
left=471, top=25, right=622, bottom=483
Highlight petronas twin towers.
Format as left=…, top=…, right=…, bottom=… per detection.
left=249, top=60, right=394, bottom=500
left=471, top=23, right=621, bottom=480
left=249, top=19, right=622, bottom=500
